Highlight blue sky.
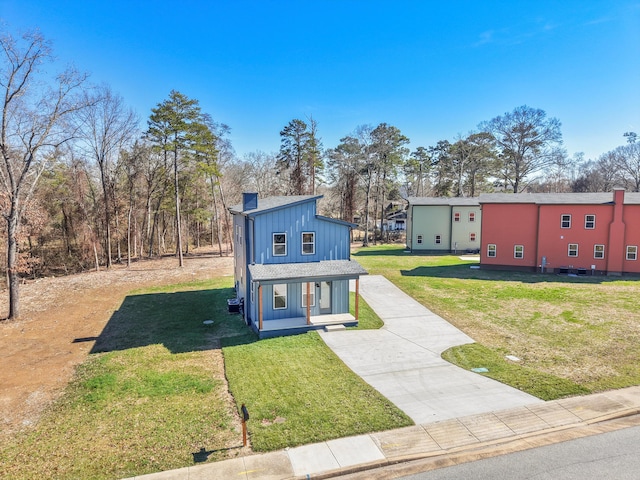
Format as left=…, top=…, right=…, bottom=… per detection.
left=2, top=1, right=639, bottom=161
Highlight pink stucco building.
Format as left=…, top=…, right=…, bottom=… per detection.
left=479, top=190, right=640, bottom=275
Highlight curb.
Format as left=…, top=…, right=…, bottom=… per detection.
left=290, top=407, right=640, bottom=480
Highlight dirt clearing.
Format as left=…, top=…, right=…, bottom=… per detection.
left=0, top=251, right=234, bottom=436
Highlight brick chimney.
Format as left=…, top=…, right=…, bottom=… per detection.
left=607, top=189, right=626, bottom=275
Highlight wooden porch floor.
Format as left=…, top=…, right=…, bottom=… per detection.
left=261, top=313, right=356, bottom=332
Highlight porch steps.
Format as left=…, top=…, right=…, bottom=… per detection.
left=324, top=324, right=347, bottom=332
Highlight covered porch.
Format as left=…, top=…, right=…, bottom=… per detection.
left=248, top=260, right=367, bottom=339
left=258, top=313, right=357, bottom=338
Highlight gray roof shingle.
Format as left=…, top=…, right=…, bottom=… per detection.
left=229, top=195, right=322, bottom=215
left=249, top=260, right=367, bottom=283
left=408, top=197, right=480, bottom=206
left=479, top=192, right=640, bottom=205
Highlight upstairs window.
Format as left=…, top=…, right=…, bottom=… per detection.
left=487, top=244, right=497, bottom=258
left=468, top=212, right=476, bottom=222
left=568, top=243, right=579, bottom=257
left=302, top=232, right=315, bottom=255
left=561, top=214, right=571, bottom=229
left=273, top=284, right=287, bottom=309
left=594, top=244, right=605, bottom=259
left=454, top=212, right=461, bottom=222
left=273, top=233, right=287, bottom=256
left=627, top=246, right=638, bottom=261
left=514, top=245, right=524, bottom=259
left=585, top=214, right=596, bottom=229
left=435, top=234, right=442, bottom=245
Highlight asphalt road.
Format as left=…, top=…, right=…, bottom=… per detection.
left=400, top=424, right=640, bottom=480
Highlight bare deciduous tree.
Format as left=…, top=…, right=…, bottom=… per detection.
left=75, top=85, right=138, bottom=268
left=0, top=30, right=89, bottom=319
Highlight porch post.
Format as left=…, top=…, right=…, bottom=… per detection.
left=306, top=282, right=311, bottom=325
left=355, top=278, right=360, bottom=320
left=258, top=284, right=263, bottom=331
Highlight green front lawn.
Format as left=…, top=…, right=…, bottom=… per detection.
left=0, top=275, right=409, bottom=479
left=354, top=245, right=640, bottom=398
left=223, top=332, right=411, bottom=452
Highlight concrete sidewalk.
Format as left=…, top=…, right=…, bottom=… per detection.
left=127, top=387, right=640, bottom=479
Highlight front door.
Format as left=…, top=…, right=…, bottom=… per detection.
left=319, top=281, right=332, bottom=314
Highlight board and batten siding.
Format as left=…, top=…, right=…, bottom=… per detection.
left=252, top=202, right=351, bottom=264
left=259, top=279, right=350, bottom=321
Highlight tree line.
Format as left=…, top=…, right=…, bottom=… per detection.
left=2, top=29, right=638, bottom=319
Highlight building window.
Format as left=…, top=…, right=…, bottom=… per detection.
left=514, top=245, right=524, bottom=259
left=301, top=283, right=315, bottom=307
left=487, top=244, right=496, bottom=258
left=435, top=235, right=442, bottom=245
left=454, top=212, right=460, bottom=222
left=470, top=232, right=476, bottom=242
left=627, top=246, right=638, bottom=261
left=417, top=235, right=423, bottom=244
left=568, top=243, right=579, bottom=257
left=302, top=232, right=315, bottom=255
left=273, top=284, right=287, bottom=309
left=469, top=212, right=476, bottom=222
left=585, top=214, right=595, bottom=229
left=594, top=244, right=605, bottom=259
left=251, top=282, right=255, bottom=303
left=561, top=214, right=571, bottom=229
left=273, top=233, right=287, bottom=256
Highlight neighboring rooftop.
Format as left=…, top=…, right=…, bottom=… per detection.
left=408, top=197, right=480, bottom=206
left=479, top=191, right=640, bottom=205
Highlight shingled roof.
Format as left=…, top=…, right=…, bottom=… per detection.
left=249, top=260, right=367, bottom=283
left=479, top=192, right=640, bottom=205
left=408, top=197, right=480, bottom=206
left=228, top=195, right=322, bottom=215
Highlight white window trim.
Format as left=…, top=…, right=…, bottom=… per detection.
left=302, top=232, right=315, bottom=255
left=585, top=214, right=596, bottom=229
left=561, top=214, right=571, bottom=229
left=416, top=235, right=423, bottom=244
left=273, top=233, right=287, bottom=256
left=514, top=245, right=524, bottom=259
left=454, top=212, right=460, bottom=222
left=273, top=284, right=287, bottom=309
left=568, top=243, right=579, bottom=257
left=627, top=246, right=638, bottom=261
left=434, top=234, right=442, bottom=245
left=468, top=212, right=476, bottom=222
left=487, top=244, right=496, bottom=258
left=470, top=232, right=476, bottom=242
left=301, top=283, right=316, bottom=307
left=594, top=244, right=605, bottom=259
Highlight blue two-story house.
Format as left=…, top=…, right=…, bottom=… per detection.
left=229, top=193, right=367, bottom=338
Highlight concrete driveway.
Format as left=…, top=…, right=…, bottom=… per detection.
left=319, top=275, right=542, bottom=424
